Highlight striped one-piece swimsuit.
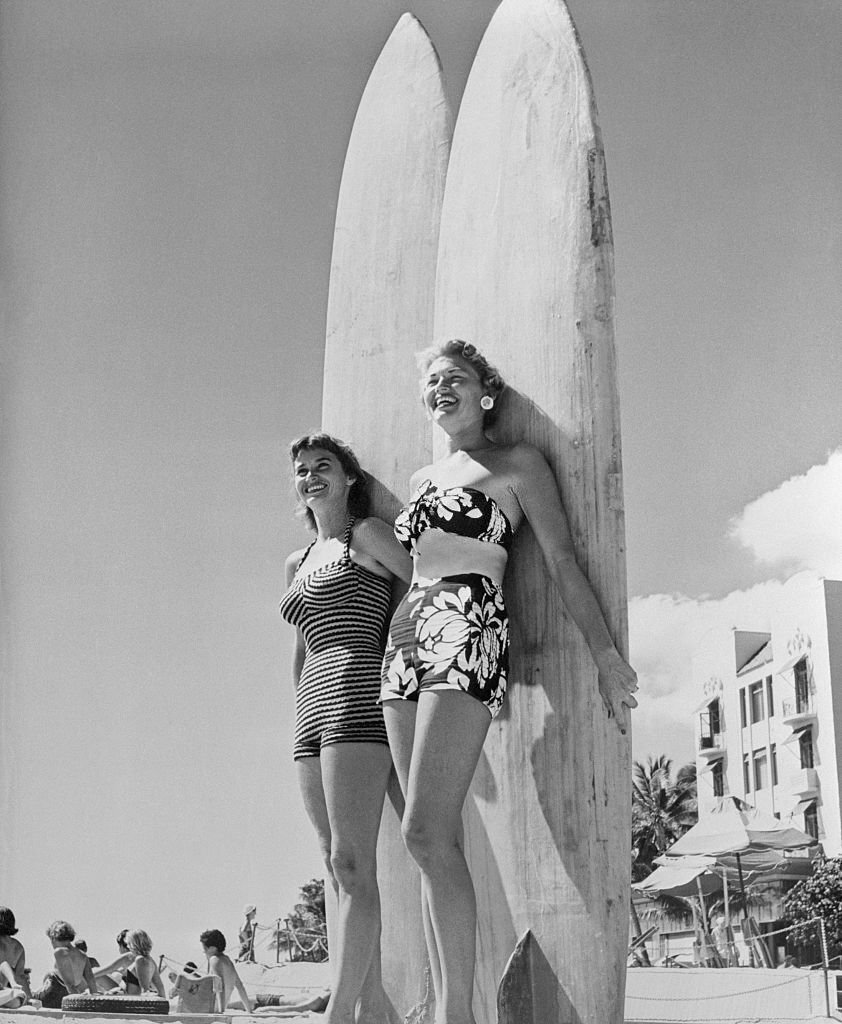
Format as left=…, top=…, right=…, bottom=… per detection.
left=279, top=519, right=392, bottom=760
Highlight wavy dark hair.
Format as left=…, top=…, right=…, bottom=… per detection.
left=0, top=907, right=18, bottom=936
left=416, top=338, right=506, bottom=426
left=289, top=432, right=370, bottom=531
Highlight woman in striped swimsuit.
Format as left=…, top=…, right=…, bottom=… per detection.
left=280, top=433, right=411, bottom=1024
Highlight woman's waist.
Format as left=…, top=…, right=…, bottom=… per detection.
left=303, top=640, right=386, bottom=660
left=412, top=530, right=507, bottom=587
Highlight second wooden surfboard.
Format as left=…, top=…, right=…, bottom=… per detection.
left=433, top=1, right=630, bottom=1022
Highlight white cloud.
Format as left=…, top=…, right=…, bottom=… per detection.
left=729, top=448, right=842, bottom=576
left=629, top=582, right=785, bottom=765
left=631, top=448, right=842, bottom=763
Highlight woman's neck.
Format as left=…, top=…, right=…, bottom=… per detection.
left=313, top=506, right=350, bottom=542
left=441, top=424, right=493, bottom=454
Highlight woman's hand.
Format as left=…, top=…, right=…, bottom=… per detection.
left=594, top=648, right=638, bottom=735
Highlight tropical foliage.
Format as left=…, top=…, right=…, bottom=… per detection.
left=783, top=855, right=842, bottom=956
left=632, top=755, right=698, bottom=881
left=279, top=878, right=328, bottom=962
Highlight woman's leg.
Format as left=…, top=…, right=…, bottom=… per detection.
left=383, top=701, right=443, bottom=1013
left=402, top=690, right=490, bottom=1024
left=320, top=742, right=393, bottom=1024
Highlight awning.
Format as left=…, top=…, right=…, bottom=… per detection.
left=790, top=798, right=816, bottom=816
left=697, top=759, right=723, bottom=776
left=776, top=651, right=809, bottom=676
left=782, top=725, right=812, bottom=746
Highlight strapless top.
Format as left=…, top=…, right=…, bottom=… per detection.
left=394, top=480, right=514, bottom=553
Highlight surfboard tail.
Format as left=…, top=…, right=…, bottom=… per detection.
left=496, top=930, right=535, bottom=1024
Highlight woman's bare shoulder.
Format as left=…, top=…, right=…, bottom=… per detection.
left=408, top=465, right=434, bottom=493
left=284, top=548, right=307, bottom=582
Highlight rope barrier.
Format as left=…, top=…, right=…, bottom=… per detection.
left=626, top=971, right=811, bottom=1003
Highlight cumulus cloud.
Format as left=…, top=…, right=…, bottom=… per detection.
left=729, top=448, right=842, bottom=576
left=631, top=448, right=842, bottom=763
left=629, top=581, right=785, bottom=764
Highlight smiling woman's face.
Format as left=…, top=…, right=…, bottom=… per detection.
left=421, top=354, right=484, bottom=425
left=293, top=447, right=354, bottom=509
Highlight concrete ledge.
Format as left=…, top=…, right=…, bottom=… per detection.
left=625, top=966, right=839, bottom=1022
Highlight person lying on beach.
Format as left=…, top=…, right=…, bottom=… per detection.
left=199, top=929, right=252, bottom=1013
left=34, top=920, right=98, bottom=1008
left=0, top=907, right=32, bottom=1009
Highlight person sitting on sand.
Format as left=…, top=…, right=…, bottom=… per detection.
left=199, top=929, right=252, bottom=1013
left=34, top=920, right=98, bottom=1008
left=93, top=928, right=133, bottom=992
left=123, top=929, right=165, bottom=997
left=0, top=907, right=32, bottom=1009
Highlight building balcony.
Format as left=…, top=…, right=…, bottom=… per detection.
left=787, top=767, right=820, bottom=798
left=781, top=696, right=817, bottom=728
left=697, top=732, right=726, bottom=759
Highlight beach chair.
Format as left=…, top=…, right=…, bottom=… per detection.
left=170, top=973, right=221, bottom=1013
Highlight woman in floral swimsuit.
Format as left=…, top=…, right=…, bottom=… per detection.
left=380, top=340, right=639, bottom=1024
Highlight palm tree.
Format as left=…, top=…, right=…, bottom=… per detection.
left=630, top=756, right=698, bottom=964
left=632, top=755, right=697, bottom=879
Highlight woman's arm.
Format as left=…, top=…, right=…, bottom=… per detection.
left=150, top=964, right=165, bottom=998
left=93, top=952, right=131, bottom=979
left=82, top=957, right=98, bottom=995
left=510, top=443, right=638, bottom=733
left=284, top=551, right=306, bottom=688
left=354, top=517, right=413, bottom=583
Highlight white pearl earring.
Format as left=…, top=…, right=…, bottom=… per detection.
left=480, top=395, right=494, bottom=410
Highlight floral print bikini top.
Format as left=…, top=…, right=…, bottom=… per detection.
left=394, top=480, right=515, bottom=553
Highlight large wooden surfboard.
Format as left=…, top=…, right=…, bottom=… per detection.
left=433, top=1, right=630, bottom=1022
left=321, top=14, right=450, bottom=1020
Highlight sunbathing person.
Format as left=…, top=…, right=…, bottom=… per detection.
left=93, top=929, right=133, bottom=992
left=0, top=907, right=32, bottom=1009
left=199, top=929, right=252, bottom=1013
left=34, top=920, right=98, bottom=1008
left=123, top=929, right=165, bottom=997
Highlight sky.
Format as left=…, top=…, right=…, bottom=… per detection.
left=1, top=0, right=840, bottom=979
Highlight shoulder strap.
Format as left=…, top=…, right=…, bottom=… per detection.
left=296, top=538, right=317, bottom=571
left=342, top=518, right=356, bottom=562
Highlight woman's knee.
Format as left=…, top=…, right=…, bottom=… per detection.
left=401, top=815, right=455, bottom=871
left=330, top=844, right=377, bottom=896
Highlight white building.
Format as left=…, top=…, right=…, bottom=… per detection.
left=694, top=572, right=842, bottom=855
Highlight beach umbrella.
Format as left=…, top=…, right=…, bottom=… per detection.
left=667, top=796, right=817, bottom=858
left=633, top=857, right=722, bottom=899
left=664, top=796, right=818, bottom=965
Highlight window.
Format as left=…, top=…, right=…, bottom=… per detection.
left=743, top=754, right=751, bottom=793
left=712, top=760, right=724, bottom=797
left=800, top=729, right=815, bottom=769
left=740, top=689, right=747, bottom=728
left=709, top=698, right=721, bottom=734
left=766, top=676, right=774, bottom=717
left=753, top=749, right=768, bottom=790
left=794, top=658, right=810, bottom=712
left=804, top=801, right=818, bottom=840
left=749, top=681, right=765, bottom=723
left=771, top=743, right=778, bottom=786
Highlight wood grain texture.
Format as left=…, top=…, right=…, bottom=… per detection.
left=321, top=14, right=451, bottom=1019
left=433, top=1, right=630, bottom=1021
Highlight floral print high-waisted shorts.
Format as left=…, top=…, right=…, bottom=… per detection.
left=380, top=573, right=509, bottom=718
